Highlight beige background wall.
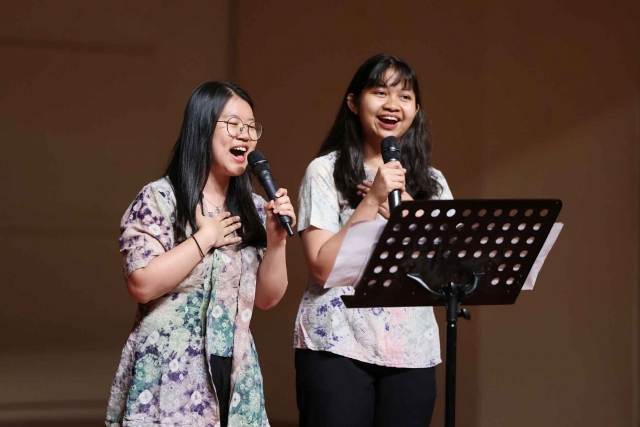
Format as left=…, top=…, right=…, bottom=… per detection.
left=477, top=2, right=639, bottom=425
left=0, top=0, right=638, bottom=426
left=0, top=0, right=232, bottom=422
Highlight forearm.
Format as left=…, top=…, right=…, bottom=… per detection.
left=255, top=240, right=288, bottom=310
left=310, top=195, right=381, bottom=284
left=126, top=231, right=210, bottom=303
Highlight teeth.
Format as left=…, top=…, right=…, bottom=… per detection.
left=232, top=147, right=247, bottom=152
left=381, top=116, right=399, bottom=122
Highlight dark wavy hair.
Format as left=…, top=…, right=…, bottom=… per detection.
left=165, top=82, right=266, bottom=248
left=318, top=54, right=441, bottom=208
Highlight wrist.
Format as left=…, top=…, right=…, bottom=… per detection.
left=190, top=235, right=205, bottom=258
left=266, top=234, right=287, bottom=249
left=194, top=229, right=215, bottom=252
left=362, top=193, right=383, bottom=209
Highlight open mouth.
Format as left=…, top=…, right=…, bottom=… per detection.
left=378, top=116, right=400, bottom=127
left=230, top=146, right=247, bottom=162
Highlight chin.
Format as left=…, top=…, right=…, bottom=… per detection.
left=372, top=128, right=399, bottom=139
left=230, top=165, right=248, bottom=177
left=372, top=133, right=398, bottom=143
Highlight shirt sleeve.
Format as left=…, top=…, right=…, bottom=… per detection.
left=431, top=168, right=454, bottom=200
left=118, top=181, right=176, bottom=278
left=297, top=156, right=341, bottom=234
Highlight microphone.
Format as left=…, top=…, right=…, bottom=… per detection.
left=247, top=150, right=294, bottom=237
left=381, top=136, right=402, bottom=212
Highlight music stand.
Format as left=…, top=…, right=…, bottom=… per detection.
left=341, top=199, right=562, bottom=427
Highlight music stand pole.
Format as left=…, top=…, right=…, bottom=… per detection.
left=444, top=283, right=461, bottom=427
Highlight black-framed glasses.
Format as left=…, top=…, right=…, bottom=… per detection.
left=217, top=118, right=263, bottom=140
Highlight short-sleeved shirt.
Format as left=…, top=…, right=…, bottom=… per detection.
left=105, top=178, right=271, bottom=427
left=293, top=151, right=454, bottom=368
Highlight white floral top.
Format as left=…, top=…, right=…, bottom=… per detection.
left=294, top=151, right=454, bottom=368
left=106, top=178, right=270, bottom=427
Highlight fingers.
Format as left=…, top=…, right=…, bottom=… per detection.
left=220, top=214, right=240, bottom=227
left=217, top=234, right=242, bottom=248
left=382, top=170, right=406, bottom=182
left=225, top=236, right=243, bottom=245
left=223, top=220, right=243, bottom=236
left=379, top=162, right=406, bottom=175
left=270, top=194, right=295, bottom=219
left=211, top=212, right=241, bottom=237
left=272, top=195, right=292, bottom=214
left=214, top=211, right=232, bottom=220
left=378, top=166, right=406, bottom=185
left=264, top=200, right=275, bottom=217
left=379, top=167, right=406, bottom=193
left=400, top=190, right=414, bottom=202
left=275, top=208, right=296, bottom=227
left=274, top=206, right=295, bottom=218
left=274, top=188, right=288, bottom=198
left=373, top=170, right=405, bottom=193
left=212, top=220, right=242, bottom=248
left=264, top=197, right=297, bottom=229
left=357, top=180, right=373, bottom=197
left=355, top=180, right=366, bottom=197
left=379, top=160, right=405, bottom=171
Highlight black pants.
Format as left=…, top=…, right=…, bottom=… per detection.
left=296, top=349, right=437, bottom=427
left=210, top=355, right=232, bottom=427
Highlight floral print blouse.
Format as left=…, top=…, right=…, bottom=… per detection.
left=105, top=178, right=271, bottom=427
left=294, top=151, right=454, bottom=368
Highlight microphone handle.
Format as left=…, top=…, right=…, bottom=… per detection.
left=256, top=170, right=294, bottom=237
left=388, top=190, right=401, bottom=212
left=385, top=155, right=402, bottom=213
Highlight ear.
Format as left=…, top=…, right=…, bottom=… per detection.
left=409, top=103, right=420, bottom=123
left=346, top=94, right=358, bottom=115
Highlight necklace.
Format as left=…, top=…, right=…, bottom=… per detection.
left=202, top=193, right=224, bottom=214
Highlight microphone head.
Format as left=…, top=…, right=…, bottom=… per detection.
left=381, top=136, right=401, bottom=163
left=248, top=150, right=270, bottom=174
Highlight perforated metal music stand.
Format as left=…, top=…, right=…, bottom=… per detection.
left=341, top=199, right=562, bottom=427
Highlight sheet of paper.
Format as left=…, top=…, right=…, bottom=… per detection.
left=324, top=220, right=563, bottom=291
left=324, top=220, right=387, bottom=289
left=522, top=222, right=563, bottom=290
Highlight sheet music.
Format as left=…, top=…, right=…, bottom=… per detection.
left=522, top=222, right=563, bottom=290
left=323, top=220, right=386, bottom=289
left=324, top=220, right=563, bottom=290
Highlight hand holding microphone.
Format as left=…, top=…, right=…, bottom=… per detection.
left=356, top=136, right=406, bottom=216
left=380, top=136, right=404, bottom=212
left=248, top=150, right=295, bottom=237
left=357, top=181, right=414, bottom=219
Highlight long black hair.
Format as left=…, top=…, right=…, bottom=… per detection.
left=319, top=54, right=441, bottom=208
left=165, top=81, right=266, bottom=248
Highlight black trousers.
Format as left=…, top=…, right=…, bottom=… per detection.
left=210, top=355, right=232, bottom=427
left=296, top=349, right=437, bottom=427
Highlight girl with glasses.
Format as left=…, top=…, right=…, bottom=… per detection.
left=294, top=54, right=453, bottom=427
left=106, top=81, right=295, bottom=427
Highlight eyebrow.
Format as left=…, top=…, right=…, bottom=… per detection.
left=372, top=84, right=415, bottom=92
left=221, top=113, right=256, bottom=121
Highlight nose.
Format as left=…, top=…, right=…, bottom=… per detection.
left=236, top=125, right=251, bottom=141
left=383, top=96, right=401, bottom=111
